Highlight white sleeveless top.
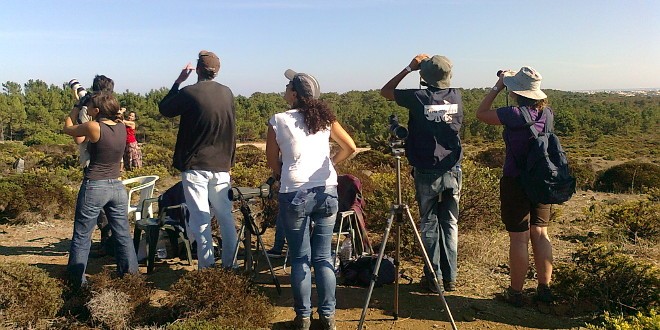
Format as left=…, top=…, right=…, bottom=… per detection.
left=269, top=109, right=337, bottom=193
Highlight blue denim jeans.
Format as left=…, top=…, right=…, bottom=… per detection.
left=279, top=186, right=338, bottom=318
left=68, top=179, right=138, bottom=286
left=414, top=166, right=462, bottom=283
left=182, top=170, right=237, bottom=269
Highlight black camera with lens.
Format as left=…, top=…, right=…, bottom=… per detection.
left=228, top=176, right=278, bottom=201
left=389, top=114, right=408, bottom=140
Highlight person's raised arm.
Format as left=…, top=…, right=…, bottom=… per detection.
left=265, top=126, right=282, bottom=179
left=63, top=107, right=100, bottom=141
left=381, top=54, right=429, bottom=100
left=329, top=121, right=357, bottom=165
left=159, top=62, right=194, bottom=117
left=476, top=73, right=507, bottom=125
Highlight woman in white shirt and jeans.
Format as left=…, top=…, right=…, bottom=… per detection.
left=266, top=69, right=356, bottom=330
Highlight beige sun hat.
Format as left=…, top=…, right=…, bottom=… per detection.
left=503, top=66, right=547, bottom=100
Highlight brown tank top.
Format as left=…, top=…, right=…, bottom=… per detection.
left=85, top=122, right=126, bottom=180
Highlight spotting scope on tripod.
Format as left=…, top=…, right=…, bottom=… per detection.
left=358, top=115, right=457, bottom=330
left=229, top=177, right=281, bottom=295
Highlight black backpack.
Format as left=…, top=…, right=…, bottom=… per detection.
left=341, top=255, right=396, bottom=287
left=516, top=107, right=576, bottom=204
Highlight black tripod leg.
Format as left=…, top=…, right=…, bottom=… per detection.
left=255, top=231, right=282, bottom=295
left=403, top=206, right=458, bottom=330
left=232, top=222, right=245, bottom=268
left=357, top=213, right=396, bottom=329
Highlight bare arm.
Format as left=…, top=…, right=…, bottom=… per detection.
left=476, top=74, right=506, bottom=125
left=265, top=126, right=281, bottom=179
left=381, top=54, right=429, bottom=100
left=329, top=121, right=357, bottom=165
left=63, top=107, right=101, bottom=142
left=123, top=120, right=136, bottom=129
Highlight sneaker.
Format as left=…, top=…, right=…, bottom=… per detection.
left=504, top=287, right=524, bottom=307
left=266, top=249, right=284, bottom=259
left=443, top=280, right=457, bottom=292
left=319, top=314, right=336, bottom=330
left=293, top=315, right=311, bottom=330
left=420, top=276, right=443, bottom=294
left=536, top=283, right=554, bottom=303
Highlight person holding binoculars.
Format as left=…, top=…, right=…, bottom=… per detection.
left=380, top=54, right=464, bottom=294
left=266, top=69, right=356, bottom=330
left=475, top=67, right=554, bottom=306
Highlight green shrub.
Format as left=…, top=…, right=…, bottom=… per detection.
left=569, top=157, right=597, bottom=191
left=587, top=309, right=660, bottom=330
left=125, top=164, right=174, bottom=181
left=24, top=131, right=71, bottom=146
left=0, top=170, right=77, bottom=224
left=350, top=149, right=395, bottom=169
left=167, top=268, right=273, bottom=329
left=141, top=143, right=176, bottom=173
left=595, top=161, right=660, bottom=193
left=231, top=162, right=271, bottom=188
left=0, top=263, right=64, bottom=328
left=234, top=144, right=266, bottom=167
left=460, top=160, right=502, bottom=231
left=603, top=199, right=660, bottom=243
left=553, top=244, right=660, bottom=316
left=473, top=147, right=505, bottom=169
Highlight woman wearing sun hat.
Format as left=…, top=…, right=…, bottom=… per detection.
left=475, top=67, right=555, bottom=307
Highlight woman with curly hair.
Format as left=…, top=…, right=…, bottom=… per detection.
left=63, top=91, right=139, bottom=288
left=266, top=69, right=356, bottom=330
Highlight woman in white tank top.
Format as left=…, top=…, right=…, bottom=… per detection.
left=266, top=69, right=355, bottom=330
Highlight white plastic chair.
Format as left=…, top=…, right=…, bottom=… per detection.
left=122, top=175, right=159, bottom=221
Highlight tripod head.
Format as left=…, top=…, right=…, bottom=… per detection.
left=388, top=114, right=407, bottom=157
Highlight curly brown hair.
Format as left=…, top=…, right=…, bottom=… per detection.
left=294, top=96, right=336, bottom=134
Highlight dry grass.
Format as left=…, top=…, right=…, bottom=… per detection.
left=86, top=289, right=132, bottom=330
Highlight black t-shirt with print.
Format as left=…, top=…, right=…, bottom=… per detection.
left=393, top=87, right=463, bottom=171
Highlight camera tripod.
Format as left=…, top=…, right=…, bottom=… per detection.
left=357, top=143, right=457, bottom=330
left=231, top=196, right=282, bottom=295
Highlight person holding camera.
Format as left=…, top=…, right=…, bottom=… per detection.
left=63, top=91, right=139, bottom=288
left=475, top=67, right=554, bottom=306
left=381, top=54, right=464, bottom=293
left=266, top=69, right=356, bottom=330
left=159, top=50, right=238, bottom=269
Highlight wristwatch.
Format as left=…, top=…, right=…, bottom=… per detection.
left=491, top=86, right=500, bottom=92
left=404, top=66, right=412, bottom=73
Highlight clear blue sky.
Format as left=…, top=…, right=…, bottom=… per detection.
left=1, top=0, right=658, bottom=96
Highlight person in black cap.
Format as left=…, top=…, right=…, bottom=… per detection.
left=159, top=50, right=238, bottom=269
left=381, top=54, right=464, bottom=293
left=266, top=69, right=356, bottom=330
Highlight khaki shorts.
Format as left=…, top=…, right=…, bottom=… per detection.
left=500, top=176, right=551, bottom=232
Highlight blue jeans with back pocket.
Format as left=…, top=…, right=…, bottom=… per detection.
left=279, top=185, right=338, bottom=318
left=67, top=179, right=138, bottom=287
left=414, top=166, right=462, bottom=283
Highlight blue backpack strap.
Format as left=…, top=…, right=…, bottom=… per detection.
left=520, top=107, right=540, bottom=139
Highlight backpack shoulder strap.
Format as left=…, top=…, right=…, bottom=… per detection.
left=520, top=107, right=540, bottom=139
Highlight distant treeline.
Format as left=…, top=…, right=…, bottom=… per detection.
left=1, top=80, right=658, bottom=149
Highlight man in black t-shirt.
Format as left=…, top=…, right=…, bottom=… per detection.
left=381, top=54, right=463, bottom=293
left=159, top=50, right=238, bottom=269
